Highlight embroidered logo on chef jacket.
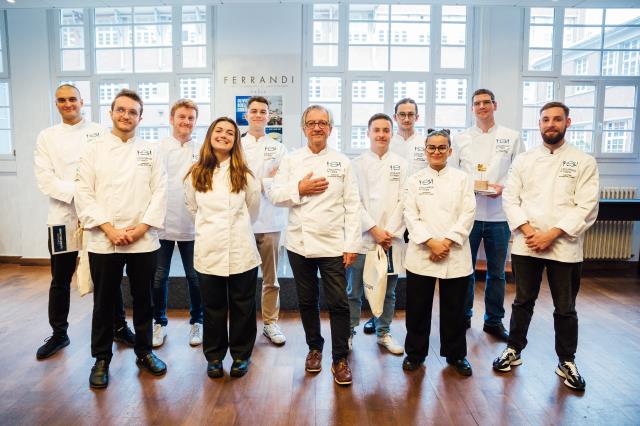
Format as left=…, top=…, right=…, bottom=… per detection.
left=558, top=160, right=578, bottom=178
left=326, top=161, right=343, bottom=178
left=86, top=132, right=101, bottom=143
left=495, top=138, right=512, bottom=154
left=413, top=146, right=426, bottom=163
left=417, top=178, right=435, bottom=195
left=136, top=149, right=153, bottom=167
left=389, top=164, right=401, bottom=182
left=192, top=152, right=199, bottom=163
left=264, top=145, right=278, bottom=161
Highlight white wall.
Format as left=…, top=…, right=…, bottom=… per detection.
left=0, top=4, right=638, bottom=260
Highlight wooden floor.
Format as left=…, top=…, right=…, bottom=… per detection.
left=0, top=263, right=639, bottom=426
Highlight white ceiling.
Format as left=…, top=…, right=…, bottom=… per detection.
left=0, top=0, right=639, bottom=10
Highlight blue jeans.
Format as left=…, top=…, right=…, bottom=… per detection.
left=153, top=239, right=203, bottom=325
left=346, top=254, right=398, bottom=337
left=465, top=221, right=510, bottom=326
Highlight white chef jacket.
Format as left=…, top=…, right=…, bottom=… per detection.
left=241, top=133, right=288, bottom=233
left=451, top=125, right=525, bottom=222
left=404, top=165, right=476, bottom=279
left=268, top=145, right=361, bottom=258
left=157, top=136, right=200, bottom=241
left=389, top=132, right=426, bottom=177
left=352, top=150, right=407, bottom=262
left=34, top=120, right=106, bottom=227
left=184, top=159, right=261, bottom=277
left=75, top=134, right=168, bottom=254
left=502, top=142, right=599, bottom=263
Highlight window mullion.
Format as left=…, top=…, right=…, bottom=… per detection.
left=431, top=6, right=442, bottom=74
left=552, top=7, right=564, bottom=77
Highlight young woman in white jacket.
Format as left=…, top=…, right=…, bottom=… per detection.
left=402, top=129, right=476, bottom=376
left=184, top=117, right=261, bottom=379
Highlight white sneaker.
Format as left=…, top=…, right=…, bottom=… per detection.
left=189, top=323, right=203, bottom=347
left=377, top=334, right=404, bottom=355
left=152, top=324, right=167, bottom=348
left=263, top=323, right=286, bottom=345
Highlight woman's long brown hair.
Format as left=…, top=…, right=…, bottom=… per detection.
left=186, top=117, right=253, bottom=193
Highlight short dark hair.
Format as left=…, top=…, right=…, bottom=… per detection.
left=539, top=101, right=570, bottom=118
left=111, top=89, right=144, bottom=116
left=471, top=88, right=495, bottom=103
left=55, top=83, right=81, bottom=98
left=394, top=98, right=418, bottom=114
left=247, top=96, right=270, bottom=109
left=426, top=128, right=451, bottom=146
left=368, top=113, right=393, bottom=129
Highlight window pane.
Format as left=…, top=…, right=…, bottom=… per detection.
left=137, top=82, right=169, bottom=103
left=564, top=9, right=602, bottom=26
left=61, top=27, right=84, bottom=48
left=522, top=81, right=554, bottom=106
left=605, top=86, right=636, bottom=108
left=95, top=26, right=133, bottom=48
left=314, top=21, right=339, bottom=43
left=529, top=25, right=553, bottom=48
left=350, top=126, right=369, bottom=150
left=139, top=105, right=169, bottom=127
left=96, top=49, right=133, bottom=73
left=563, top=26, right=602, bottom=49
left=182, top=23, right=207, bottom=45
left=567, top=107, right=595, bottom=129
left=324, top=103, right=342, bottom=126
left=0, top=129, right=11, bottom=155
left=603, top=26, right=639, bottom=49
left=604, top=108, right=635, bottom=129
left=562, top=50, right=601, bottom=75
left=522, top=106, right=541, bottom=129
left=441, top=46, right=465, bottom=68
left=442, top=6, right=466, bottom=22
left=352, top=80, right=384, bottom=102
left=61, top=50, right=85, bottom=71
left=435, top=105, right=466, bottom=128
left=522, top=129, right=542, bottom=149
left=352, top=104, right=384, bottom=125
left=183, top=46, right=207, bottom=68
left=564, top=85, right=596, bottom=105
left=393, top=81, right=427, bottom=104
left=391, top=5, right=430, bottom=22
left=529, top=48, right=553, bottom=71
left=348, top=46, right=388, bottom=70
left=61, top=8, right=84, bottom=25
left=134, top=7, right=172, bottom=24
left=390, top=23, right=429, bottom=45
left=530, top=8, right=554, bottom=25
left=349, top=5, right=389, bottom=21
left=314, top=4, right=339, bottom=20
left=441, top=23, right=465, bottom=45
left=95, top=8, right=133, bottom=25
left=391, top=46, right=429, bottom=71
left=180, top=78, right=211, bottom=102
left=99, top=82, right=129, bottom=104
left=605, top=9, right=640, bottom=25
left=308, top=77, right=342, bottom=102
left=435, top=78, right=467, bottom=104
left=0, top=107, right=10, bottom=128
left=134, top=25, right=172, bottom=47
left=313, top=45, right=339, bottom=67
left=134, top=48, right=172, bottom=72
left=183, top=5, right=207, bottom=22
left=567, top=130, right=593, bottom=152
left=349, top=22, right=388, bottom=45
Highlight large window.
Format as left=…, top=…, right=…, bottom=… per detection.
left=523, top=7, right=639, bottom=158
left=305, top=4, right=472, bottom=155
left=0, top=12, right=11, bottom=158
left=51, top=6, right=213, bottom=142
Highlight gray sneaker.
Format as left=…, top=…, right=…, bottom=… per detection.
left=555, top=361, right=586, bottom=391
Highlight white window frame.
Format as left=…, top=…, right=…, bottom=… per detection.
left=0, top=11, right=14, bottom=164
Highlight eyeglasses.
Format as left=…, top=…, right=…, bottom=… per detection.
left=473, top=99, right=495, bottom=107
left=113, top=107, right=140, bottom=118
left=305, top=120, right=330, bottom=129
left=425, top=145, right=449, bottom=154
left=396, top=112, right=416, bottom=119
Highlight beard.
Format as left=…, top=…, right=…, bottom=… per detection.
left=541, top=127, right=566, bottom=145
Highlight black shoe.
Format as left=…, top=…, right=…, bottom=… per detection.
left=36, top=335, right=70, bottom=360
left=483, top=323, right=509, bottom=342
left=230, top=359, right=250, bottom=377
left=89, top=359, right=109, bottom=389
left=402, top=357, right=423, bottom=371
left=465, top=318, right=471, bottom=330
left=136, top=353, right=167, bottom=376
left=113, top=325, right=136, bottom=347
left=446, top=358, right=473, bottom=376
left=363, top=317, right=376, bottom=334
left=207, top=360, right=224, bottom=378
left=555, top=361, right=586, bottom=391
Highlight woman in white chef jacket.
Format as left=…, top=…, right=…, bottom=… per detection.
left=402, top=129, right=476, bottom=377
left=184, top=117, right=261, bottom=379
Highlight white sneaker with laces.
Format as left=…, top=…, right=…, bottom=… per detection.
left=189, top=323, right=203, bottom=346
left=377, top=334, right=404, bottom=355
left=263, top=323, right=286, bottom=345
left=152, top=324, right=167, bottom=348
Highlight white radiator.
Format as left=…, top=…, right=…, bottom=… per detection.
left=583, top=187, right=636, bottom=260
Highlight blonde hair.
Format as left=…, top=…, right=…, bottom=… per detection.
left=170, top=99, right=199, bottom=118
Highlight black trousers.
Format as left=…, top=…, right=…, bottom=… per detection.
left=508, top=254, right=582, bottom=362
left=47, top=234, right=127, bottom=337
left=198, top=267, right=258, bottom=361
left=287, top=250, right=350, bottom=362
left=88, top=251, right=157, bottom=360
left=404, top=271, right=469, bottom=362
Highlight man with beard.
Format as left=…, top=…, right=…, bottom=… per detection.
left=493, top=102, right=599, bottom=392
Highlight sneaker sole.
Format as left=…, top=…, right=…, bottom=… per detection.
left=493, top=358, right=522, bottom=372
left=189, top=341, right=202, bottom=347
left=555, top=368, right=586, bottom=391
left=331, top=367, right=352, bottom=386
left=36, top=339, right=70, bottom=360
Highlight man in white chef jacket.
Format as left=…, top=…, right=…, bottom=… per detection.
left=76, top=89, right=168, bottom=389
left=268, top=105, right=360, bottom=386
left=493, top=101, right=599, bottom=392
left=34, top=84, right=135, bottom=360
left=450, top=88, right=525, bottom=341
left=152, top=99, right=203, bottom=348
left=241, top=96, right=288, bottom=346
left=390, top=98, right=426, bottom=177
left=347, top=113, right=407, bottom=355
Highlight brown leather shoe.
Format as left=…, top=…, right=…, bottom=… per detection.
left=305, top=350, right=322, bottom=373
left=331, top=358, right=352, bottom=386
